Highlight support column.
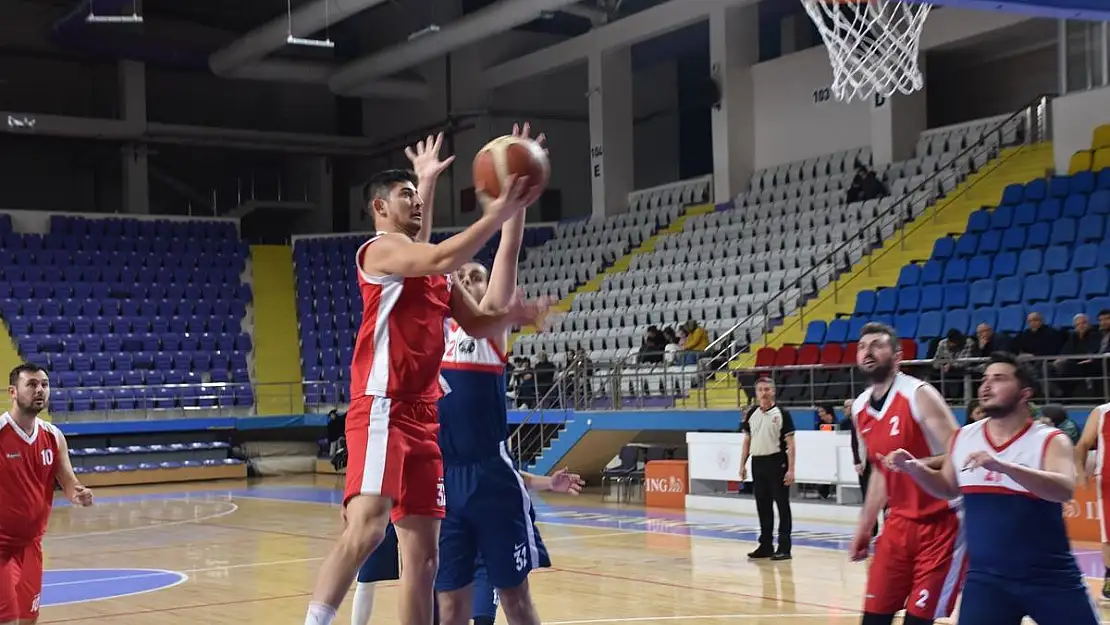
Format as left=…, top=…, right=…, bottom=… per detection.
left=119, top=60, right=150, bottom=214
left=710, top=4, right=758, bottom=204
left=870, top=57, right=928, bottom=168
left=588, top=47, right=633, bottom=219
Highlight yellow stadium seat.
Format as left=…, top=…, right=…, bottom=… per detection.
left=1093, top=124, right=1110, bottom=150
left=1069, top=150, right=1093, bottom=174
left=1094, top=147, right=1110, bottom=173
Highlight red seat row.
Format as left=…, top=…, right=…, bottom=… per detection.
left=754, top=339, right=918, bottom=368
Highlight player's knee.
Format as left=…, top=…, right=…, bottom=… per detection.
left=436, top=590, right=470, bottom=625
left=341, top=499, right=390, bottom=557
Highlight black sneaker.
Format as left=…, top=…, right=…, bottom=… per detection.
left=770, top=551, right=792, bottom=561
left=748, top=548, right=774, bottom=559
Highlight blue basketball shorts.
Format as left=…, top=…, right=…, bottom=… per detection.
left=435, top=454, right=551, bottom=593
left=956, top=572, right=1099, bottom=625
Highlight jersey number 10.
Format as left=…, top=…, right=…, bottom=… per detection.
left=41, top=449, right=53, bottom=466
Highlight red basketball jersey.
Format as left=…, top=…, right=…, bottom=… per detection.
left=854, top=373, right=956, bottom=521
left=349, top=234, right=453, bottom=404
left=0, top=413, right=61, bottom=547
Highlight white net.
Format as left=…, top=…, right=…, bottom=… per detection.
left=801, top=0, right=932, bottom=102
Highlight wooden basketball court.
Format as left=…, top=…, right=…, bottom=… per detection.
left=35, top=475, right=1110, bottom=624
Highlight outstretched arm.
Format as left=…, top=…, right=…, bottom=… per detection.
left=405, top=132, right=455, bottom=243
left=450, top=281, right=549, bottom=340
left=362, top=175, right=532, bottom=278
left=52, top=431, right=93, bottom=506
left=521, top=468, right=583, bottom=494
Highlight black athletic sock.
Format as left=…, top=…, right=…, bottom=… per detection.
left=901, top=615, right=934, bottom=625
left=860, top=613, right=896, bottom=625
left=473, top=617, right=495, bottom=625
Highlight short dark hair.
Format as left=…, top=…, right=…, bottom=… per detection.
left=860, top=322, right=899, bottom=348
left=755, top=377, right=775, bottom=387
left=987, top=351, right=1035, bottom=390
left=9, top=363, right=46, bottom=387
left=362, top=169, right=418, bottom=205
left=1099, top=309, right=1110, bottom=318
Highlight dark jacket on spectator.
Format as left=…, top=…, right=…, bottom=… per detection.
left=1014, top=326, right=1063, bottom=357
left=1062, top=329, right=1102, bottom=356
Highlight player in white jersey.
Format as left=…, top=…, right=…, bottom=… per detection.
left=886, top=352, right=1099, bottom=625
left=1074, top=401, right=1110, bottom=598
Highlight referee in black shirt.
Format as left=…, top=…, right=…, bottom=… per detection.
left=740, top=378, right=796, bottom=560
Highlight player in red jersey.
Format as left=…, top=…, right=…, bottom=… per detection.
left=848, top=323, right=966, bottom=625
left=1073, top=401, right=1110, bottom=599
left=1, top=363, right=93, bottom=625
left=304, top=138, right=550, bottom=625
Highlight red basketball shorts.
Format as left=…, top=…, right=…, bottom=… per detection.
left=1098, top=474, right=1110, bottom=543
left=0, top=540, right=43, bottom=622
left=343, top=395, right=445, bottom=523
left=864, top=511, right=967, bottom=620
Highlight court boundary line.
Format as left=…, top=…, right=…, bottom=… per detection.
left=43, top=569, right=189, bottom=608
left=46, top=499, right=239, bottom=541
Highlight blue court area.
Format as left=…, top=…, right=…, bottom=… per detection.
left=41, top=568, right=186, bottom=607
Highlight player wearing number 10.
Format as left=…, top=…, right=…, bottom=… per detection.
left=0, top=363, right=94, bottom=625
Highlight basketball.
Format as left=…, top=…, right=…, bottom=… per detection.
left=472, top=135, right=549, bottom=201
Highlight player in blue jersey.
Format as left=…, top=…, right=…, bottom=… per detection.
left=884, top=352, right=1099, bottom=625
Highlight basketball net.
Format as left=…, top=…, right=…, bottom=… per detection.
left=801, top=0, right=931, bottom=103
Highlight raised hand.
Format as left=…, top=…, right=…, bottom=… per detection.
left=512, top=122, right=547, bottom=205
left=550, top=468, right=584, bottom=495
left=405, top=132, right=455, bottom=181
left=505, top=288, right=553, bottom=330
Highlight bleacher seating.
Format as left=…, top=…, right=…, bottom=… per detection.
left=292, top=225, right=556, bottom=406
left=510, top=117, right=1017, bottom=407
left=800, top=169, right=1110, bottom=361
left=0, top=214, right=254, bottom=414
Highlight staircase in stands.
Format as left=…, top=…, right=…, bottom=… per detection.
left=704, top=142, right=1055, bottom=408
left=510, top=202, right=717, bottom=347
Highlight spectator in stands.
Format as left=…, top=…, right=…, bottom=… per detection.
left=533, top=351, right=557, bottom=400
left=846, top=163, right=889, bottom=204
left=1053, top=313, right=1102, bottom=396
left=1014, top=312, right=1063, bottom=358
left=1039, top=404, right=1080, bottom=444
left=1099, top=309, right=1110, bottom=355
left=640, top=326, right=666, bottom=364
left=815, top=404, right=839, bottom=431
left=661, top=327, right=681, bottom=365
left=966, top=401, right=985, bottom=425
left=973, top=322, right=1011, bottom=356
left=932, top=329, right=974, bottom=397
left=678, top=319, right=710, bottom=366
left=509, top=357, right=537, bottom=408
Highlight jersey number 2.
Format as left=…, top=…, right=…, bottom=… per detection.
left=41, top=449, right=53, bottom=466
left=888, top=416, right=901, bottom=437
left=914, top=589, right=929, bottom=609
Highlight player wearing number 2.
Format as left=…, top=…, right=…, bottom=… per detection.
left=885, top=352, right=1099, bottom=625
left=848, top=323, right=965, bottom=625
left=1, top=363, right=93, bottom=624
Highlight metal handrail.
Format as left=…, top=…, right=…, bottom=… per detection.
left=701, top=94, right=1053, bottom=373
left=506, top=353, right=585, bottom=471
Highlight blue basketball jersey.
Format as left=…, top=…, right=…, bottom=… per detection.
left=952, top=419, right=1084, bottom=586
left=438, top=321, right=509, bottom=465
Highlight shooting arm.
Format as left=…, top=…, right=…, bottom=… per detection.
left=364, top=216, right=504, bottom=278
left=904, top=453, right=961, bottom=500
left=52, top=431, right=84, bottom=500
left=414, top=171, right=441, bottom=243
left=1000, top=432, right=1077, bottom=503
left=482, top=212, right=525, bottom=312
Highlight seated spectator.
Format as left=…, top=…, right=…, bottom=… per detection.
left=680, top=319, right=710, bottom=365
left=1053, top=314, right=1102, bottom=396
left=1014, top=312, right=1063, bottom=358
left=510, top=356, right=537, bottom=408
left=1039, top=404, right=1080, bottom=444
left=973, top=322, right=1011, bottom=356
left=966, top=401, right=985, bottom=425
left=1099, top=309, right=1110, bottom=355
left=640, top=326, right=666, bottom=364
left=932, top=329, right=974, bottom=396
left=662, top=327, right=681, bottom=365
left=846, top=163, right=889, bottom=204
left=814, top=404, right=838, bottom=431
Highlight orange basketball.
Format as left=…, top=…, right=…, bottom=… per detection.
left=472, top=135, right=549, bottom=200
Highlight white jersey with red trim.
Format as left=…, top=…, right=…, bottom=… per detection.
left=952, top=418, right=1081, bottom=581
left=437, top=321, right=510, bottom=465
